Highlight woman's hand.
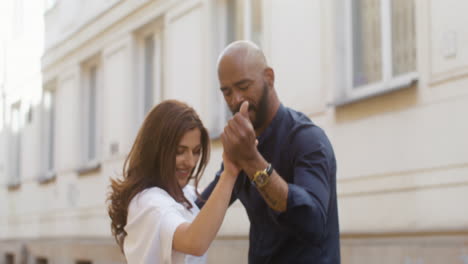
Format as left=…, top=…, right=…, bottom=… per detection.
left=222, top=152, right=241, bottom=178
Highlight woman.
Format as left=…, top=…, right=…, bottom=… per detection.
left=107, top=100, right=239, bottom=263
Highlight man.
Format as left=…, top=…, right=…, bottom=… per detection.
left=197, top=40, right=340, bottom=263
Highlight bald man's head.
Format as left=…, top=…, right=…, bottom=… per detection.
left=217, top=41, right=278, bottom=132
left=217, top=40, right=267, bottom=76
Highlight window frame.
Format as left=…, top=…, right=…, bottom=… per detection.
left=77, top=56, right=102, bottom=175
left=5, top=253, right=15, bottom=264
left=0, top=92, right=5, bottom=131
left=7, top=101, right=22, bottom=189
left=215, top=0, right=263, bottom=46
left=336, top=0, right=418, bottom=105
left=39, top=82, right=57, bottom=183
left=135, top=19, right=164, bottom=122
left=35, top=257, right=49, bottom=264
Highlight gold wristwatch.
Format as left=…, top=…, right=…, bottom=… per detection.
left=252, top=163, right=273, bottom=188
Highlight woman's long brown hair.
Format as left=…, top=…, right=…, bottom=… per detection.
left=107, top=100, right=210, bottom=252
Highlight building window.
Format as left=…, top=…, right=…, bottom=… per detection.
left=143, top=35, right=155, bottom=114
left=249, top=0, right=263, bottom=46
left=338, top=0, right=417, bottom=104
left=87, top=65, right=98, bottom=162
left=78, top=58, right=101, bottom=174
left=142, top=33, right=162, bottom=115
left=40, top=88, right=56, bottom=182
left=36, top=257, right=48, bottom=264
left=26, top=105, right=33, bottom=124
left=8, top=102, right=22, bottom=188
left=76, top=261, right=92, bottom=264
left=0, top=93, right=4, bottom=131
left=220, top=0, right=263, bottom=46
left=135, top=20, right=163, bottom=120
left=5, top=253, right=14, bottom=264
left=390, top=0, right=417, bottom=77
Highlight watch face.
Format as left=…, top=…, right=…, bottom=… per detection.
left=256, top=172, right=268, bottom=185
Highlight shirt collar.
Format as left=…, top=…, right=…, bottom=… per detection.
left=257, top=103, right=286, bottom=146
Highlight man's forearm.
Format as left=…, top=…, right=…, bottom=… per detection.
left=256, top=172, right=288, bottom=212
left=242, top=155, right=289, bottom=212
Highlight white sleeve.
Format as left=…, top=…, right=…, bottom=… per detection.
left=124, top=205, right=187, bottom=264
left=159, top=209, right=189, bottom=262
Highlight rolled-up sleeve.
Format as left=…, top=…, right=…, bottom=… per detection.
left=273, top=127, right=332, bottom=244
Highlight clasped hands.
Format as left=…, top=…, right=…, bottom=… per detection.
left=221, top=101, right=260, bottom=174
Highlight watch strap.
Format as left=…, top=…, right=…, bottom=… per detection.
left=266, top=163, right=273, bottom=176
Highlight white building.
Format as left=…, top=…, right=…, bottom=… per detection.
left=1, top=0, right=468, bottom=263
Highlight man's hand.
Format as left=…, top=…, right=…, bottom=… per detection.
left=221, top=101, right=259, bottom=168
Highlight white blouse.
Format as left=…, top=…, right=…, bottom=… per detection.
left=124, top=185, right=207, bottom=264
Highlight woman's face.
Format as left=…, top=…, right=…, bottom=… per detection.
left=175, top=128, right=202, bottom=188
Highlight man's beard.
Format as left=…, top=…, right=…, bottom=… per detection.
left=231, top=82, right=269, bottom=130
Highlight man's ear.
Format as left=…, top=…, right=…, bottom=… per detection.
left=263, top=67, right=275, bottom=88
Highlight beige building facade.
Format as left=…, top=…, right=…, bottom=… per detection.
left=1, top=0, right=468, bottom=263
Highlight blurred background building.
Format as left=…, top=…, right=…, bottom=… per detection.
left=1, top=0, right=468, bottom=263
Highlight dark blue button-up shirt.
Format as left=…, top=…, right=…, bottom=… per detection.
left=197, top=104, right=340, bottom=264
